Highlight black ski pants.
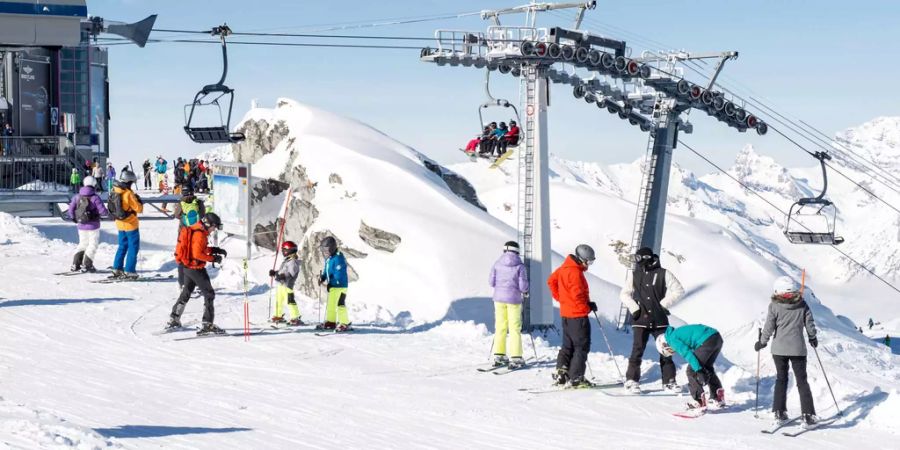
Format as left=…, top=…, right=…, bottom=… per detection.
left=773, top=355, right=816, bottom=415
left=557, top=317, right=591, bottom=381
left=686, top=332, right=723, bottom=402
left=171, top=267, right=216, bottom=324
left=626, top=326, right=676, bottom=385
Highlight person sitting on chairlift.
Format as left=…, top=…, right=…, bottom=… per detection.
left=492, top=122, right=508, bottom=157
left=479, top=124, right=495, bottom=157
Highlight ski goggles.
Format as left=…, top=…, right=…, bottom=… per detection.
left=633, top=254, right=653, bottom=262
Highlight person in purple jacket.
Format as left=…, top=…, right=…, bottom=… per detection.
left=67, top=176, right=110, bottom=272
left=489, top=240, right=530, bottom=369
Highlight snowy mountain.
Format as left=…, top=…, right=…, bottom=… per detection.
left=1, top=101, right=898, bottom=448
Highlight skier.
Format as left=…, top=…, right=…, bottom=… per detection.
left=492, top=122, right=509, bottom=157
left=317, top=236, right=351, bottom=332
left=108, top=170, right=144, bottom=280
left=173, top=185, right=207, bottom=288
left=868, top=318, right=874, bottom=330
left=91, top=162, right=104, bottom=192
left=66, top=176, right=109, bottom=272
left=269, top=240, right=304, bottom=325
left=488, top=241, right=529, bottom=369
left=105, top=163, right=116, bottom=192
left=620, top=246, right=685, bottom=393
left=656, top=323, right=724, bottom=408
left=167, top=212, right=228, bottom=335
left=69, top=168, right=81, bottom=193
left=755, top=276, right=819, bottom=428
left=886, top=335, right=891, bottom=347
left=155, top=157, right=168, bottom=193
left=142, top=159, right=152, bottom=190
left=547, top=244, right=598, bottom=388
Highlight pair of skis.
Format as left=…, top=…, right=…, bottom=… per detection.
left=760, top=415, right=836, bottom=437
left=519, top=380, right=624, bottom=394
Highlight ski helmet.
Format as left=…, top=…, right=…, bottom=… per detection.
left=281, top=240, right=298, bottom=257
left=655, top=333, right=675, bottom=357
left=181, top=184, right=194, bottom=198
left=82, top=176, right=96, bottom=187
left=119, top=170, right=137, bottom=183
left=320, top=236, right=338, bottom=256
left=201, top=212, right=222, bottom=230
left=504, top=240, right=520, bottom=253
left=575, top=244, right=596, bottom=265
left=634, top=246, right=654, bottom=263
left=773, top=276, right=800, bottom=295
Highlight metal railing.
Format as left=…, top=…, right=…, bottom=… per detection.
left=0, top=136, right=79, bottom=192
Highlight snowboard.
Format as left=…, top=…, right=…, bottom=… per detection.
left=489, top=149, right=515, bottom=169
left=458, top=148, right=478, bottom=162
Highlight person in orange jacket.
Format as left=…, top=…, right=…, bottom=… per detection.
left=166, top=212, right=228, bottom=335
left=548, top=244, right=598, bottom=388
left=108, top=171, right=144, bottom=280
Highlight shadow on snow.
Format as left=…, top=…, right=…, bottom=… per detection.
left=0, top=297, right=133, bottom=308
left=95, top=425, right=251, bottom=438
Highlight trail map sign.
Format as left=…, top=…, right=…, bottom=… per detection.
left=211, top=162, right=252, bottom=260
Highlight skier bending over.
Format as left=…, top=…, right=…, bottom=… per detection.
left=755, top=276, right=819, bottom=428
left=317, top=236, right=351, bottom=332
left=656, top=324, right=724, bottom=408
left=489, top=240, right=529, bottom=369
left=548, top=244, right=598, bottom=388
left=67, top=176, right=109, bottom=272
left=620, top=246, right=685, bottom=393
left=167, top=213, right=228, bottom=335
left=270, top=240, right=304, bottom=325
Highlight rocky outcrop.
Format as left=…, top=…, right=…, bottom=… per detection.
left=421, top=159, right=485, bottom=211
left=296, top=230, right=365, bottom=299
left=233, top=119, right=290, bottom=163
left=359, top=221, right=402, bottom=253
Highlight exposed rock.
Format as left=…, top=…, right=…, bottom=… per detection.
left=359, top=221, right=402, bottom=253
left=233, top=119, right=290, bottom=163
left=420, top=159, right=485, bottom=211
left=329, top=173, right=343, bottom=185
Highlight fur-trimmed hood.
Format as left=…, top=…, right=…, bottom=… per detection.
left=771, top=292, right=805, bottom=310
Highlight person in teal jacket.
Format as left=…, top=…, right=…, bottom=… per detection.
left=656, top=324, right=724, bottom=408
left=317, top=236, right=350, bottom=332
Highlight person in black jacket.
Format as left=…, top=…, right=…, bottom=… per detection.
left=619, top=247, right=685, bottom=393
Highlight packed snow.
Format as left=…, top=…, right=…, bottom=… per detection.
left=1, top=101, right=898, bottom=448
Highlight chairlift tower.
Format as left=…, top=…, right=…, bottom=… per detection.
left=420, top=1, right=767, bottom=331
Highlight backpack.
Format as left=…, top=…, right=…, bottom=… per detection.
left=75, top=195, right=98, bottom=224
left=107, top=191, right=133, bottom=221
left=180, top=200, right=200, bottom=227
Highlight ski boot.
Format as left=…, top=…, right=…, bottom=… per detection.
left=624, top=380, right=642, bottom=395
left=686, top=393, right=708, bottom=410
left=122, top=272, right=140, bottom=281
left=71, top=251, right=84, bottom=273
left=334, top=324, right=352, bottom=333
left=197, top=323, right=226, bottom=336
left=711, top=387, right=726, bottom=408
left=108, top=269, right=126, bottom=279
left=507, top=356, right=526, bottom=370
left=773, top=410, right=789, bottom=424
left=165, top=318, right=182, bottom=330
left=82, top=257, right=97, bottom=273
left=552, top=367, right=569, bottom=386
left=569, top=377, right=595, bottom=389
left=288, top=317, right=305, bottom=326
left=270, top=315, right=286, bottom=324
left=315, top=321, right=337, bottom=331
left=492, top=354, right=509, bottom=368
left=801, top=414, right=819, bottom=429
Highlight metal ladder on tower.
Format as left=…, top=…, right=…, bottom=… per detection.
left=518, top=64, right=538, bottom=296
left=616, top=129, right=658, bottom=330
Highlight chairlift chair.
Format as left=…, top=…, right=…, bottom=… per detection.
left=783, top=152, right=844, bottom=245
left=183, top=24, right=245, bottom=144
left=477, top=69, right=522, bottom=148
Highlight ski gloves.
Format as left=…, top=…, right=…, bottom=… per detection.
left=809, top=337, right=818, bottom=348
left=209, top=247, right=227, bottom=264
left=754, top=341, right=766, bottom=352
left=631, top=310, right=641, bottom=321
left=588, top=301, right=598, bottom=313
left=268, top=269, right=286, bottom=282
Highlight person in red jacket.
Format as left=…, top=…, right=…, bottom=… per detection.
left=548, top=244, right=598, bottom=387
left=499, top=120, right=520, bottom=154
left=166, top=213, right=228, bottom=335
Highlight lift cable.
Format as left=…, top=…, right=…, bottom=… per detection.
left=678, top=140, right=900, bottom=296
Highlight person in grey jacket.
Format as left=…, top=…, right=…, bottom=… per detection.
left=269, top=240, right=303, bottom=325
left=755, top=276, right=819, bottom=427
left=620, top=247, right=685, bottom=393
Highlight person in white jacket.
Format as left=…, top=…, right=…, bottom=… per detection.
left=619, top=247, right=685, bottom=393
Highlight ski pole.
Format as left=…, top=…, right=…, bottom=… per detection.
left=754, top=327, right=761, bottom=418
left=528, top=331, right=539, bottom=362
left=592, top=311, right=625, bottom=382
left=812, top=346, right=843, bottom=416
left=318, top=284, right=324, bottom=324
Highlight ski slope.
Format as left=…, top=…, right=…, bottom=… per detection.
left=1, top=102, right=898, bottom=448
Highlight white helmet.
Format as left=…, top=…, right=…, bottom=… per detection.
left=82, top=176, right=97, bottom=187
left=773, top=276, right=800, bottom=295
left=655, top=333, right=675, bottom=357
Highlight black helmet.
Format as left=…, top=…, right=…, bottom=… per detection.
left=499, top=122, right=507, bottom=128
left=181, top=184, right=194, bottom=198
left=634, top=246, right=654, bottom=263
left=320, top=236, right=338, bottom=257
left=510, top=120, right=517, bottom=126
left=575, top=244, right=596, bottom=265
left=201, top=212, right=222, bottom=230
left=504, top=240, right=519, bottom=253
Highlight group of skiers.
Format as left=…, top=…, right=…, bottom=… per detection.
left=147, top=156, right=213, bottom=196
left=463, top=120, right=520, bottom=158
left=71, top=160, right=123, bottom=193
left=488, top=241, right=823, bottom=427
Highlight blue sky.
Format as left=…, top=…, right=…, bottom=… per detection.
left=91, top=0, right=899, bottom=174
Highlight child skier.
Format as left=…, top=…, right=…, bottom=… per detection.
left=66, top=176, right=109, bottom=272
left=547, top=244, right=598, bottom=387
left=317, top=236, right=351, bottom=332
left=488, top=241, right=529, bottom=369
left=755, top=276, right=819, bottom=427
left=269, top=240, right=304, bottom=325
left=167, top=212, right=228, bottom=335
left=69, top=168, right=81, bottom=193
left=656, top=324, right=724, bottom=409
